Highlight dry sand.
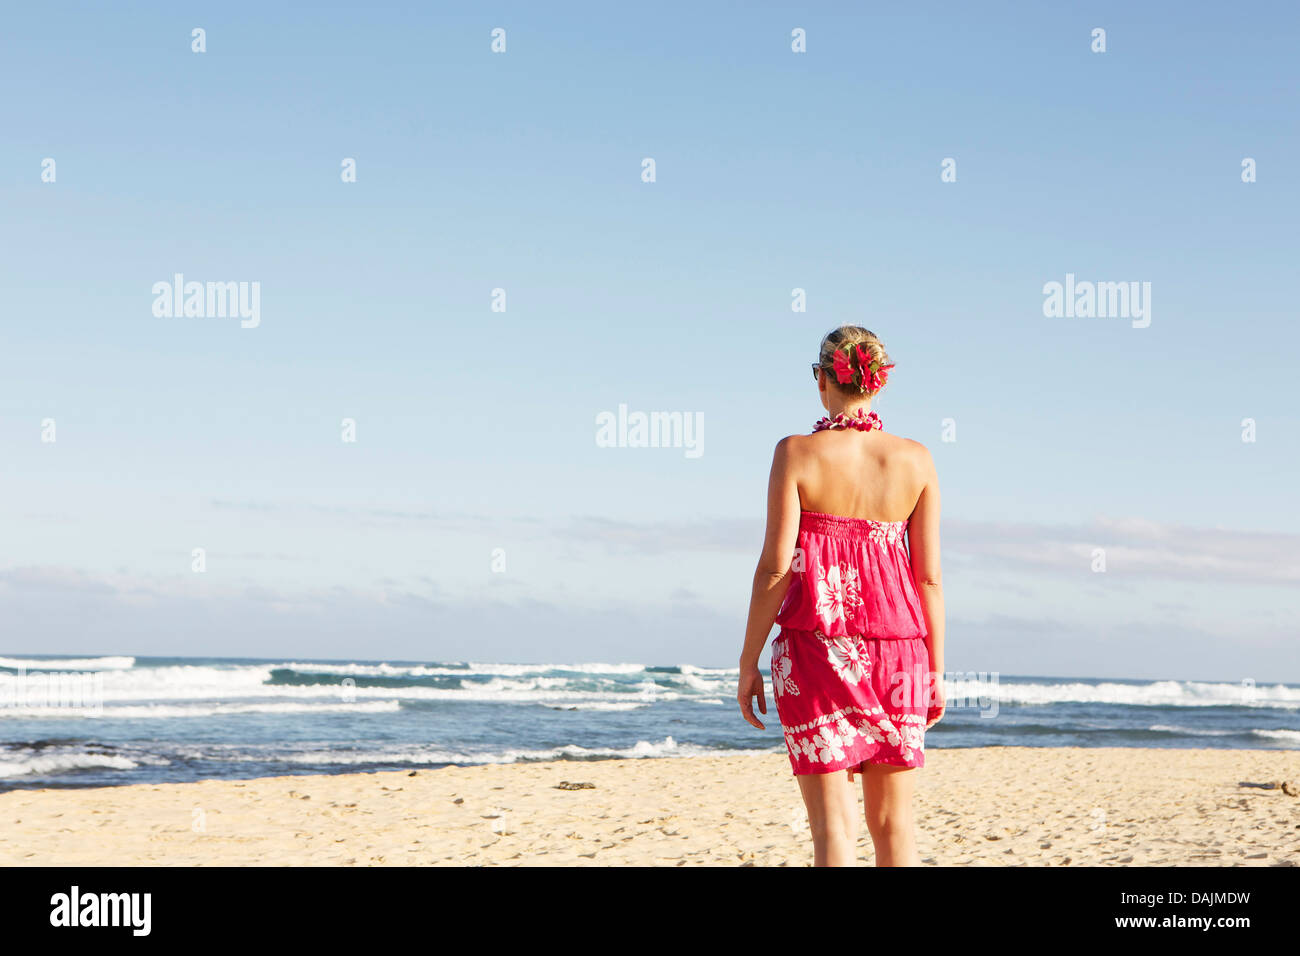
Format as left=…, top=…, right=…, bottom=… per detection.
left=2, top=747, right=1297, bottom=866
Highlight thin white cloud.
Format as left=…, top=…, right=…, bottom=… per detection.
left=943, top=517, right=1300, bottom=586
left=204, top=499, right=1300, bottom=585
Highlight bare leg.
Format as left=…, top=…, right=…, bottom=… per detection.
left=796, top=771, right=860, bottom=866
left=860, top=763, right=921, bottom=866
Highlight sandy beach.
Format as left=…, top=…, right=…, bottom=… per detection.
left=2, top=746, right=1297, bottom=866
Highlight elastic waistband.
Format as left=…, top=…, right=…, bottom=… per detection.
left=778, top=626, right=926, bottom=643
left=799, top=510, right=908, bottom=540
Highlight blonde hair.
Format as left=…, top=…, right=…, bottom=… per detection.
left=816, top=325, right=892, bottom=396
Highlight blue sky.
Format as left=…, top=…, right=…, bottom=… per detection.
left=2, top=1, right=1297, bottom=680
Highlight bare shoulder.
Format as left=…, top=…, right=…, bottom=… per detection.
left=774, top=433, right=831, bottom=479
left=889, top=434, right=936, bottom=474
left=773, top=432, right=814, bottom=463
left=895, top=434, right=932, bottom=459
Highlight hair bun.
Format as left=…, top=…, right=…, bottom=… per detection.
left=818, top=326, right=894, bottom=395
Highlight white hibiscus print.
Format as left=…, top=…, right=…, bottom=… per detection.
left=812, top=725, right=846, bottom=764
left=858, top=720, right=885, bottom=744
left=824, top=636, right=871, bottom=685
left=900, top=723, right=925, bottom=757
left=784, top=730, right=800, bottom=757
left=770, top=639, right=800, bottom=697
left=877, top=718, right=903, bottom=748
left=814, top=562, right=862, bottom=624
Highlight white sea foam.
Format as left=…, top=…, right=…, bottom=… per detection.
left=258, top=736, right=780, bottom=767
left=10, top=659, right=1293, bottom=720
left=535, top=662, right=648, bottom=675
left=545, top=701, right=650, bottom=712
left=473, top=676, right=579, bottom=693
left=0, top=669, right=689, bottom=714
left=678, top=664, right=739, bottom=676
left=0, top=656, right=136, bottom=671
left=274, top=749, right=475, bottom=766
left=279, top=660, right=649, bottom=678
left=0, top=752, right=158, bottom=778
left=1251, top=728, right=1300, bottom=744
left=48, top=664, right=697, bottom=707
left=946, top=678, right=1300, bottom=709
left=672, top=671, right=730, bottom=692
left=89, top=664, right=277, bottom=700
left=1148, top=724, right=1235, bottom=737
left=0, top=700, right=402, bottom=720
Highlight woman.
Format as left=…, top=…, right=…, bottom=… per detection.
left=738, top=325, right=945, bottom=867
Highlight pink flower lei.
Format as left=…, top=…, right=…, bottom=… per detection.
left=813, top=408, right=883, bottom=433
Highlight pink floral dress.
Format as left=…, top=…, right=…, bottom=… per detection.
left=770, top=510, right=932, bottom=775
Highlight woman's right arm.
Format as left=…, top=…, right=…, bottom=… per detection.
left=907, top=446, right=945, bottom=724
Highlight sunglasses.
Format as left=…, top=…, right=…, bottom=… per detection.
left=811, top=362, right=822, bottom=382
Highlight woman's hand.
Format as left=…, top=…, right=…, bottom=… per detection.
left=925, top=669, right=946, bottom=729
left=737, top=663, right=768, bottom=730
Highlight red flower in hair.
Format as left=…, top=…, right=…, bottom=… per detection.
left=854, top=346, right=871, bottom=381
left=831, top=349, right=856, bottom=385
left=850, top=345, right=895, bottom=391
left=867, top=361, right=894, bottom=391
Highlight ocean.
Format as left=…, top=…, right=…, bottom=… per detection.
left=1, top=654, right=1298, bottom=791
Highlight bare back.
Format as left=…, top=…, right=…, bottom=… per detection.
left=783, top=429, right=928, bottom=523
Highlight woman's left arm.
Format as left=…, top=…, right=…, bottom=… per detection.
left=737, top=438, right=802, bottom=729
